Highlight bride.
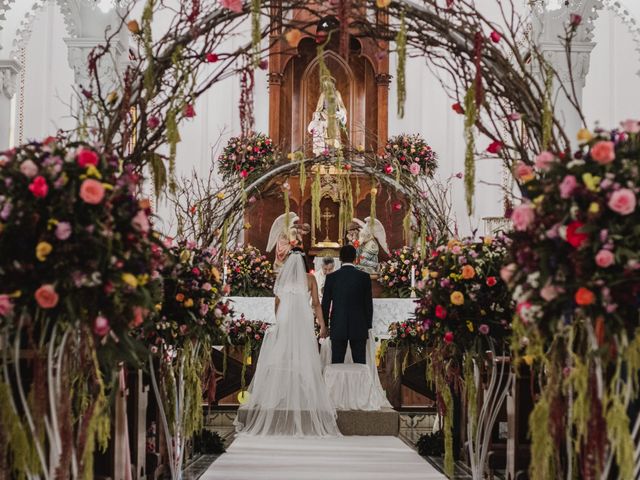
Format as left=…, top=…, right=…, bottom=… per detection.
left=234, top=247, right=341, bottom=436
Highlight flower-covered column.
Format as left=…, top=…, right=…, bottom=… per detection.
left=0, top=59, right=20, bottom=149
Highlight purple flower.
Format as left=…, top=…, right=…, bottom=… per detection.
left=478, top=324, right=490, bottom=335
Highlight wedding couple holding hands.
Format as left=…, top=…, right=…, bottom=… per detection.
left=234, top=245, right=374, bottom=437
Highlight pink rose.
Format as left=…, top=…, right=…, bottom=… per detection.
left=79, top=179, right=105, bottom=204
left=29, top=176, right=49, bottom=198
left=131, top=210, right=150, bottom=233
left=621, top=119, right=640, bottom=134
left=540, top=283, right=560, bottom=301
left=93, top=315, right=110, bottom=336
left=511, top=203, right=535, bottom=231
left=478, top=324, right=490, bottom=335
left=559, top=175, right=577, bottom=199
left=220, top=0, right=243, bottom=12
left=55, top=221, right=72, bottom=240
left=76, top=149, right=99, bottom=168
left=590, top=141, right=615, bottom=165
left=35, top=284, right=59, bottom=309
left=0, top=294, right=14, bottom=317
left=20, top=160, right=38, bottom=178
left=595, top=249, right=614, bottom=268
left=409, top=162, right=421, bottom=175
left=534, top=151, right=555, bottom=171
left=515, top=162, right=534, bottom=181
left=608, top=188, right=636, bottom=215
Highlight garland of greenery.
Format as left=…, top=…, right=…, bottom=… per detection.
left=463, top=86, right=477, bottom=215
left=396, top=9, right=407, bottom=118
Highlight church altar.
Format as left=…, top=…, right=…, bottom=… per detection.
left=226, top=296, right=415, bottom=337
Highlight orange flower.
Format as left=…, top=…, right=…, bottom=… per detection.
left=461, top=265, right=475, bottom=280
left=175, top=293, right=185, bottom=302
left=575, top=287, right=595, bottom=306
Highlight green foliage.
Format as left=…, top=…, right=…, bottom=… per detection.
left=529, top=395, right=555, bottom=480
left=604, top=393, right=635, bottom=480
left=463, top=356, right=477, bottom=439
left=396, top=10, right=407, bottom=118
left=193, top=429, right=226, bottom=454
left=416, top=430, right=444, bottom=458
left=541, top=63, right=553, bottom=151
left=251, top=0, right=261, bottom=66
left=463, top=86, right=477, bottom=215
left=437, top=375, right=454, bottom=478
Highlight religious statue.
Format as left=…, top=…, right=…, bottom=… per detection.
left=307, top=80, right=347, bottom=155
left=266, top=212, right=310, bottom=271
left=350, top=218, right=389, bottom=275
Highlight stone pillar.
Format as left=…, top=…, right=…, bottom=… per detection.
left=0, top=60, right=20, bottom=149
left=63, top=36, right=124, bottom=90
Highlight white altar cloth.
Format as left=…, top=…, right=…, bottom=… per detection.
left=226, top=296, right=416, bottom=337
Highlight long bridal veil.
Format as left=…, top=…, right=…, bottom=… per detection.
left=234, top=252, right=340, bottom=437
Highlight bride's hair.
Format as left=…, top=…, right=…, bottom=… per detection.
left=288, top=246, right=310, bottom=273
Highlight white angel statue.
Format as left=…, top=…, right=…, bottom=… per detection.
left=267, top=212, right=309, bottom=271
left=351, top=217, right=389, bottom=275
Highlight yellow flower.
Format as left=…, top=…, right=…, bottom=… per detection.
left=533, top=195, right=545, bottom=205
left=155, top=303, right=162, bottom=311
left=523, top=355, right=534, bottom=366
left=287, top=152, right=294, bottom=160
left=577, top=128, right=593, bottom=144
left=466, top=320, right=474, bottom=332
left=85, top=165, right=102, bottom=179
left=216, top=192, right=225, bottom=200
left=211, top=267, right=221, bottom=283
left=589, top=202, right=600, bottom=214
left=122, top=273, right=138, bottom=288
left=450, top=291, right=464, bottom=306
left=582, top=173, right=601, bottom=192
left=376, top=0, right=391, bottom=7
left=179, top=249, right=191, bottom=263
left=137, top=274, right=149, bottom=286
left=36, top=242, right=53, bottom=262
left=483, top=236, right=493, bottom=245
left=356, top=145, right=365, bottom=152
left=244, top=222, right=252, bottom=230
left=430, top=271, right=439, bottom=279
left=184, top=298, right=194, bottom=308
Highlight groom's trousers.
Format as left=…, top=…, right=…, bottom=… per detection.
left=332, top=338, right=367, bottom=364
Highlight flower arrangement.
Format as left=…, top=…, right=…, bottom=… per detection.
left=217, top=132, right=275, bottom=180
left=0, top=138, right=164, bottom=479
left=506, top=121, right=640, bottom=480
left=0, top=138, right=163, bottom=355
left=386, top=318, right=428, bottom=348
left=383, top=133, right=438, bottom=178
left=414, top=236, right=513, bottom=356
left=145, top=242, right=229, bottom=352
left=225, top=245, right=275, bottom=296
left=224, top=314, right=270, bottom=347
left=377, top=246, right=424, bottom=297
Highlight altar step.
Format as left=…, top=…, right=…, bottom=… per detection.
left=337, top=408, right=399, bottom=436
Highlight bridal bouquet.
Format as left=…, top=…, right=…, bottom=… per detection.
left=414, top=236, right=512, bottom=357
left=225, top=245, right=275, bottom=296
left=378, top=246, right=424, bottom=298
left=383, top=133, right=438, bottom=178
left=218, top=132, right=275, bottom=181
left=506, top=121, right=640, bottom=479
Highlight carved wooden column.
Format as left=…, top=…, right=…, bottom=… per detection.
left=375, top=73, right=391, bottom=153
left=0, top=60, right=20, bottom=149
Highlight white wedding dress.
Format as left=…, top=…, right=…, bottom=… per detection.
left=234, top=252, right=340, bottom=437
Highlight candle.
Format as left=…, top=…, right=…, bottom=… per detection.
left=223, top=262, right=228, bottom=285
left=411, top=265, right=416, bottom=289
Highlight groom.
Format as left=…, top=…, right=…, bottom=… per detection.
left=321, top=245, right=373, bottom=364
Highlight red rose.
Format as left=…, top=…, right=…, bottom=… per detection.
left=240, top=170, right=248, bottom=178
left=451, top=102, right=464, bottom=114
left=29, top=176, right=49, bottom=198
left=184, top=104, right=196, bottom=118
left=566, top=221, right=588, bottom=248
left=205, top=53, right=219, bottom=63
left=486, top=276, right=497, bottom=287
left=392, top=201, right=402, bottom=211
left=384, top=164, right=393, bottom=175
left=444, top=331, right=454, bottom=344
left=487, top=141, right=504, bottom=154
left=490, top=31, right=502, bottom=43
left=77, top=149, right=99, bottom=168
left=435, top=305, right=447, bottom=319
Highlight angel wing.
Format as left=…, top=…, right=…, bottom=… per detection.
left=266, top=212, right=299, bottom=252
left=364, top=217, right=389, bottom=254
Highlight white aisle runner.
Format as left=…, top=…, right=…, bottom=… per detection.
left=200, top=435, right=446, bottom=480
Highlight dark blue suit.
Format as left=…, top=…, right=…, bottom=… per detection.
left=321, top=265, right=373, bottom=364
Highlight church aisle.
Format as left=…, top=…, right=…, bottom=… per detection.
left=200, top=435, right=446, bottom=480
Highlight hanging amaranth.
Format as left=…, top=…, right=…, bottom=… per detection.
left=541, top=62, right=553, bottom=151
left=402, top=204, right=412, bottom=245
left=369, top=180, right=377, bottom=227
left=463, top=86, right=477, bottom=215
left=396, top=10, right=407, bottom=119
left=311, top=169, right=321, bottom=235
left=251, top=0, right=261, bottom=67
